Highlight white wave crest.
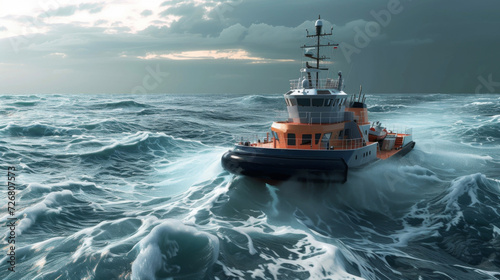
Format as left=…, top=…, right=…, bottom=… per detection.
left=131, top=219, right=219, bottom=280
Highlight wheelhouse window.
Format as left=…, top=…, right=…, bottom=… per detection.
left=297, top=98, right=311, bottom=107
left=301, top=134, right=312, bottom=145
left=273, top=131, right=279, bottom=142
left=314, top=133, right=321, bottom=144
left=287, top=133, right=296, bottom=146
left=312, top=99, right=324, bottom=107
left=325, top=99, right=333, bottom=106
left=290, top=99, right=297, bottom=106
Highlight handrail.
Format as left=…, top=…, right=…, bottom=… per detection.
left=286, top=111, right=353, bottom=124
left=384, top=126, right=413, bottom=135
left=329, top=138, right=365, bottom=150
left=290, top=78, right=340, bottom=89
left=236, top=135, right=366, bottom=151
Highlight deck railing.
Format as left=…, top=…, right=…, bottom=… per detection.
left=329, top=138, right=365, bottom=150
left=385, top=126, right=413, bottom=135
left=290, top=78, right=340, bottom=90
left=275, top=110, right=370, bottom=125
left=285, top=111, right=354, bottom=124
left=236, top=134, right=366, bottom=151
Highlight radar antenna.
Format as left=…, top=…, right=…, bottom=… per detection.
left=301, top=15, right=339, bottom=88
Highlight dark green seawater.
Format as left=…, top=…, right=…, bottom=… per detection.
left=0, top=93, right=499, bottom=279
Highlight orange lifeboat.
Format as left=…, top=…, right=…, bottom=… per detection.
left=368, top=122, right=387, bottom=142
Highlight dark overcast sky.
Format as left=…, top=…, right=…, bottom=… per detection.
left=0, top=0, right=499, bottom=94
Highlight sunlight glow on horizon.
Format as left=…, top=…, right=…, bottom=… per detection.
left=137, top=49, right=296, bottom=63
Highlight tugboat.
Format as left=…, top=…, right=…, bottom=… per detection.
left=221, top=16, right=415, bottom=183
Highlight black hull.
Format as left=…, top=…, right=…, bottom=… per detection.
left=378, top=141, right=415, bottom=162
left=221, top=141, right=416, bottom=184
left=396, top=141, right=416, bottom=158
left=221, top=149, right=348, bottom=183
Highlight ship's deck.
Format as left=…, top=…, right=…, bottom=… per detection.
left=244, top=133, right=411, bottom=159
left=375, top=147, right=402, bottom=159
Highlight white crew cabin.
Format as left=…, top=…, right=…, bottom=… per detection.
left=284, top=67, right=348, bottom=124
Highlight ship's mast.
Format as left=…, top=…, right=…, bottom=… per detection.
left=301, top=15, right=338, bottom=88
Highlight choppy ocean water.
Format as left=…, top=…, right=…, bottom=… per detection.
left=0, top=93, right=499, bottom=280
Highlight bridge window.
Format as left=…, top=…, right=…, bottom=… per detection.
left=287, top=133, right=296, bottom=146
left=312, top=99, right=324, bottom=107
left=325, top=99, right=333, bottom=106
left=290, top=99, right=297, bottom=106
left=315, top=133, right=321, bottom=144
left=301, top=134, right=312, bottom=145
left=297, top=98, right=310, bottom=106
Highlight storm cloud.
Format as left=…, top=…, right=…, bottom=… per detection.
left=0, top=0, right=498, bottom=94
